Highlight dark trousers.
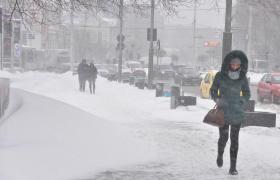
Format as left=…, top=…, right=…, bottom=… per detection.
left=79, top=77, right=86, bottom=92
left=218, top=124, right=241, bottom=168
left=89, top=79, right=96, bottom=94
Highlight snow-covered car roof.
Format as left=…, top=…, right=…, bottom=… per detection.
left=122, top=68, right=132, bottom=73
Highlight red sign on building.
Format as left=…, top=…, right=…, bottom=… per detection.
left=204, top=40, right=220, bottom=47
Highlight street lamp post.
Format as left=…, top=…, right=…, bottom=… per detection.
left=70, top=0, right=74, bottom=73
left=193, top=0, right=197, bottom=64
left=148, top=0, right=155, bottom=88
left=222, top=0, right=232, bottom=60
left=0, top=7, right=2, bottom=70
left=118, top=0, right=124, bottom=82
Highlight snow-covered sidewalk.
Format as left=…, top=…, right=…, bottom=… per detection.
left=0, top=89, right=155, bottom=180
left=1, top=71, right=280, bottom=179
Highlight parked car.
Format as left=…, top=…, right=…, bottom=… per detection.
left=200, top=70, right=218, bottom=98
left=143, top=65, right=174, bottom=88
left=161, top=70, right=175, bottom=81
left=131, top=69, right=146, bottom=89
left=174, top=67, right=201, bottom=86
left=98, top=69, right=110, bottom=78
left=107, top=68, right=118, bottom=81
left=94, top=64, right=107, bottom=78
left=124, top=61, right=142, bottom=72
left=172, top=64, right=186, bottom=72
left=120, top=69, right=132, bottom=83
left=107, top=73, right=118, bottom=81
left=257, top=73, right=280, bottom=103
left=132, top=69, right=146, bottom=80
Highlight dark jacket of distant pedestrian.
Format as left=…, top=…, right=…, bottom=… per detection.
left=88, top=63, right=98, bottom=94
left=77, top=59, right=90, bottom=92
left=210, top=50, right=250, bottom=175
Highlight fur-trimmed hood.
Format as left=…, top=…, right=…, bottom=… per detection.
left=221, top=50, right=248, bottom=80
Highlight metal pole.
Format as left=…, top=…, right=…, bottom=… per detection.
left=156, top=49, right=159, bottom=65
left=0, top=7, right=2, bottom=70
left=246, top=6, right=253, bottom=69
left=156, top=39, right=159, bottom=65
left=70, top=0, right=74, bottom=73
left=148, top=0, right=155, bottom=88
left=193, top=0, right=197, bottom=65
left=222, top=0, right=232, bottom=60
left=11, top=16, right=14, bottom=71
left=0, top=28, right=2, bottom=71
left=17, top=20, right=22, bottom=68
left=118, top=0, right=124, bottom=82
left=225, top=0, right=232, bottom=33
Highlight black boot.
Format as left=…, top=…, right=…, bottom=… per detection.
left=229, top=168, right=238, bottom=175
left=216, top=154, right=223, bottom=167
left=229, top=160, right=238, bottom=175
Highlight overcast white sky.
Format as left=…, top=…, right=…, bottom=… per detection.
left=164, top=1, right=236, bottom=29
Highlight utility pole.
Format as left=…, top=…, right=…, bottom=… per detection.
left=10, top=16, right=14, bottom=71
left=246, top=6, right=253, bottom=69
left=118, top=0, right=124, bottom=82
left=82, top=12, right=88, bottom=59
left=70, top=0, right=74, bottom=73
left=193, top=0, right=197, bottom=65
left=148, top=0, right=155, bottom=88
left=156, top=39, right=160, bottom=65
left=222, top=0, right=232, bottom=60
left=0, top=7, right=2, bottom=70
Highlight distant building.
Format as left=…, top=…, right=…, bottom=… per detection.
left=160, top=25, right=222, bottom=66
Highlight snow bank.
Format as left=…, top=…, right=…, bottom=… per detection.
left=0, top=89, right=156, bottom=180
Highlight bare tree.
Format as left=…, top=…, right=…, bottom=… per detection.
left=246, top=0, right=280, bottom=16
left=4, top=0, right=225, bottom=25
left=233, top=0, right=280, bottom=68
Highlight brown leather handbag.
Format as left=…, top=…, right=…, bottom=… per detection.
left=203, top=105, right=225, bottom=127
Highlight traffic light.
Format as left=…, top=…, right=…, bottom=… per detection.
left=116, top=34, right=125, bottom=50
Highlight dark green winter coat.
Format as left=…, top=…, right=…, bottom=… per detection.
left=210, top=50, right=251, bottom=125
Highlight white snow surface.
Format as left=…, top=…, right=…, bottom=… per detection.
left=0, top=71, right=280, bottom=180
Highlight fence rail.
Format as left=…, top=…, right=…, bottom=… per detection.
left=0, top=78, right=10, bottom=118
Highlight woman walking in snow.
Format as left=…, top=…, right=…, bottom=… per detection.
left=210, top=50, right=251, bottom=175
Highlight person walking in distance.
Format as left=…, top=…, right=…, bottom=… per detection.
left=210, top=50, right=250, bottom=175
left=88, top=62, right=98, bottom=94
left=77, top=59, right=89, bottom=92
